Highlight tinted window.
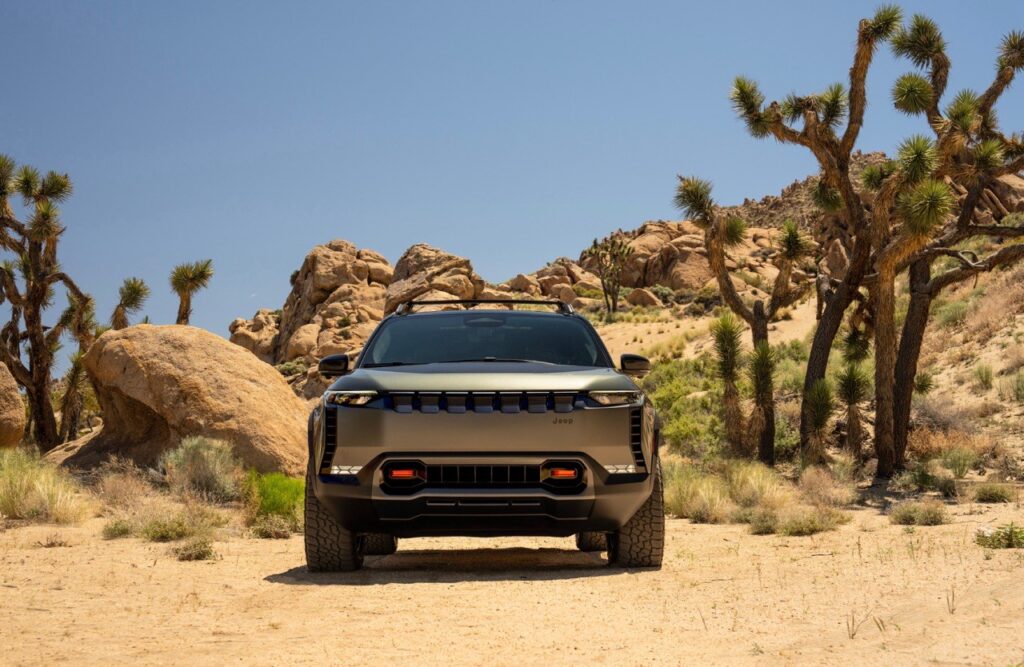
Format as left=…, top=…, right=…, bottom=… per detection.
left=362, top=313, right=609, bottom=367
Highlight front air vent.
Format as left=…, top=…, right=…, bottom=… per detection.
left=379, top=461, right=586, bottom=496
left=320, top=407, right=338, bottom=473
left=629, top=407, right=645, bottom=470
left=383, top=391, right=583, bottom=414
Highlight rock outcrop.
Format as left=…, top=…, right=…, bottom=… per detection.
left=49, top=325, right=307, bottom=474
left=0, top=364, right=25, bottom=448
left=384, top=244, right=486, bottom=314
left=228, top=308, right=280, bottom=364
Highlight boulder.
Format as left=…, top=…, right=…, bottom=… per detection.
left=228, top=309, right=279, bottom=364
left=384, top=244, right=485, bottom=313
left=52, top=325, right=307, bottom=474
left=0, top=364, right=25, bottom=448
left=507, top=273, right=541, bottom=295
left=549, top=283, right=577, bottom=304
left=626, top=287, right=661, bottom=307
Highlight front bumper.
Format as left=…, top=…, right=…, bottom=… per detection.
left=313, top=452, right=653, bottom=537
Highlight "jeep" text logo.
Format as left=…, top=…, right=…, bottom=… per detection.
left=551, top=417, right=574, bottom=425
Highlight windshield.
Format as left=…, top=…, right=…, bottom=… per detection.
left=361, top=312, right=611, bottom=367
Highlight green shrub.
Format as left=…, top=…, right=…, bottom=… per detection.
left=940, top=447, right=977, bottom=479
left=889, top=500, right=948, bottom=526
left=913, top=371, right=935, bottom=396
left=0, top=449, right=90, bottom=523
left=243, top=471, right=304, bottom=531
left=1006, top=372, right=1024, bottom=403
left=777, top=506, right=846, bottom=536
left=936, top=300, right=969, bottom=328
left=973, top=364, right=994, bottom=390
left=139, top=504, right=224, bottom=542
left=650, top=285, right=676, bottom=305
left=975, top=523, right=1024, bottom=549
left=748, top=508, right=779, bottom=535
left=172, top=537, right=217, bottom=561
left=275, top=360, right=308, bottom=377
left=973, top=483, right=1013, bottom=503
left=102, top=517, right=136, bottom=539
left=162, top=437, right=242, bottom=502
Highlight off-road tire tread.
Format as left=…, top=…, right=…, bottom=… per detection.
left=363, top=533, right=398, bottom=555
left=609, top=461, right=664, bottom=568
left=575, top=531, right=607, bottom=552
left=304, top=462, right=363, bottom=572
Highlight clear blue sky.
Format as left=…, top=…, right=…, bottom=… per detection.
left=3, top=0, right=1023, bottom=347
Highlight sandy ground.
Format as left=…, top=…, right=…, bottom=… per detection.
left=2, top=502, right=1023, bottom=666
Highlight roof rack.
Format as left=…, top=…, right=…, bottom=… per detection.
left=394, top=298, right=575, bottom=316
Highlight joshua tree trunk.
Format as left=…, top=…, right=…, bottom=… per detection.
left=176, top=295, right=191, bottom=325
left=893, top=259, right=932, bottom=471
left=847, top=403, right=864, bottom=461
left=750, top=312, right=775, bottom=466
left=872, top=266, right=898, bottom=478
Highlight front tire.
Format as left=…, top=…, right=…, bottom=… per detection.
left=575, top=531, right=607, bottom=552
left=608, top=461, right=665, bottom=569
left=304, top=461, right=363, bottom=572
left=363, top=533, right=398, bottom=556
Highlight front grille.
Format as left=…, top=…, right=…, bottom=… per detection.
left=385, top=391, right=583, bottom=414
left=629, top=407, right=645, bottom=470
left=320, top=407, right=338, bottom=473
left=380, top=461, right=586, bottom=496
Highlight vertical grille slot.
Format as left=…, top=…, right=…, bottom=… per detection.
left=629, top=407, right=645, bottom=470
left=320, top=407, right=338, bottom=473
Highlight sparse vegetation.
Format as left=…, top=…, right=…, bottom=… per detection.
left=973, top=483, right=1013, bottom=504
left=161, top=437, right=242, bottom=502
left=889, top=500, right=948, bottom=526
left=975, top=523, right=1024, bottom=549
left=243, top=470, right=304, bottom=532
left=940, top=447, right=978, bottom=480
left=0, top=449, right=90, bottom=523
left=172, top=536, right=217, bottom=561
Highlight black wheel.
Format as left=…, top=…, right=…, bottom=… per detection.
left=608, top=461, right=665, bottom=569
left=575, top=531, right=607, bottom=552
left=363, top=533, right=398, bottom=555
left=304, top=461, right=363, bottom=572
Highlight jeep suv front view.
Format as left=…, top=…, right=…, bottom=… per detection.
left=304, top=299, right=664, bottom=571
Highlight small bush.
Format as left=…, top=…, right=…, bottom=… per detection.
left=102, top=517, right=136, bottom=539
left=940, top=447, right=978, bottom=479
left=973, top=483, right=1013, bottom=504
left=139, top=504, right=224, bottom=542
left=275, top=360, right=308, bottom=377
left=724, top=461, right=792, bottom=510
left=799, top=466, right=857, bottom=507
left=748, top=508, right=779, bottom=535
left=889, top=500, right=948, bottom=526
left=243, top=471, right=304, bottom=530
left=913, top=372, right=934, bottom=396
left=936, top=301, right=969, bottom=328
left=975, top=523, right=1024, bottom=549
left=250, top=514, right=294, bottom=539
left=777, top=506, right=846, bottom=536
left=172, top=537, right=217, bottom=561
left=973, top=363, right=994, bottom=390
left=95, top=459, right=151, bottom=512
left=0, top=449, right=90, bottom=524
left=162, top=437, right=242, bottom=502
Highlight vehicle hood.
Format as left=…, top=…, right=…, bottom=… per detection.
left=328, top=362, right=638, bottom=393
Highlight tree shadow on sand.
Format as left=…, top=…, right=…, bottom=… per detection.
left=265, top=547, right=628, bottom=585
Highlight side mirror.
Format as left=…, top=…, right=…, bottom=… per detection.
left=620, top=353, right=651, bottom=378
left=317, top=353, right=350, bottom=378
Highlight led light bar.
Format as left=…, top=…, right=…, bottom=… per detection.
left=603, top=464, right=638, bottom=475
left=588, top=391, right=643, bottom=407
left=328, top=465, right=363, bottom=475
left=325, top=391, right=377, bottom=406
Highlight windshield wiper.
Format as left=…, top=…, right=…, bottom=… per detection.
left=440, top=357, right=555, bottom=365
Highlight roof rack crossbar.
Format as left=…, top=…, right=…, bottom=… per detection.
left=394, top=298, right=574, bottom=315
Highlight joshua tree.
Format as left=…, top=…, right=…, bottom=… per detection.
left=0, top=155, right=97, bottom=450
left=729, top=7, right=1024, bottom=475
left=57, top=351, right=87, bottom=443
left=674, top=176, right=810, bottom=465
left=170, top=259, right=214, bottom=325
left=836, top=359, right=871, bottom=461
left=728, top=5, right=903, bottom=462
left=710, top=312, right=745, bottom=454
left=582, top=236, right=630, bottom=316
left=745, top=341, right=776, bottom=461
left=804, top=379, right=834, bottom=466
left=110, top=277, right=150, bottom=329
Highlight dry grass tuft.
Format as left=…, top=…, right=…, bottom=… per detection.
left=0, top=449, right=91, bottom=524
left=172, top=537, right=218, bottom=561
left=799, top=466, right=857, bottom=507
left=95, top=458, right=152, bottom=513
left=889, top=500, right=948, bottom=526
left=973, top=483, right=1013, bottom=504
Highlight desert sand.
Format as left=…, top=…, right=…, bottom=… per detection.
left=3, top=502, right=1022, bottom=666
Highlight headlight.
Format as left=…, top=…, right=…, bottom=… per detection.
left=588, top=391, right=642, bottom=406
left=325, top=391, right=377, bottom=406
